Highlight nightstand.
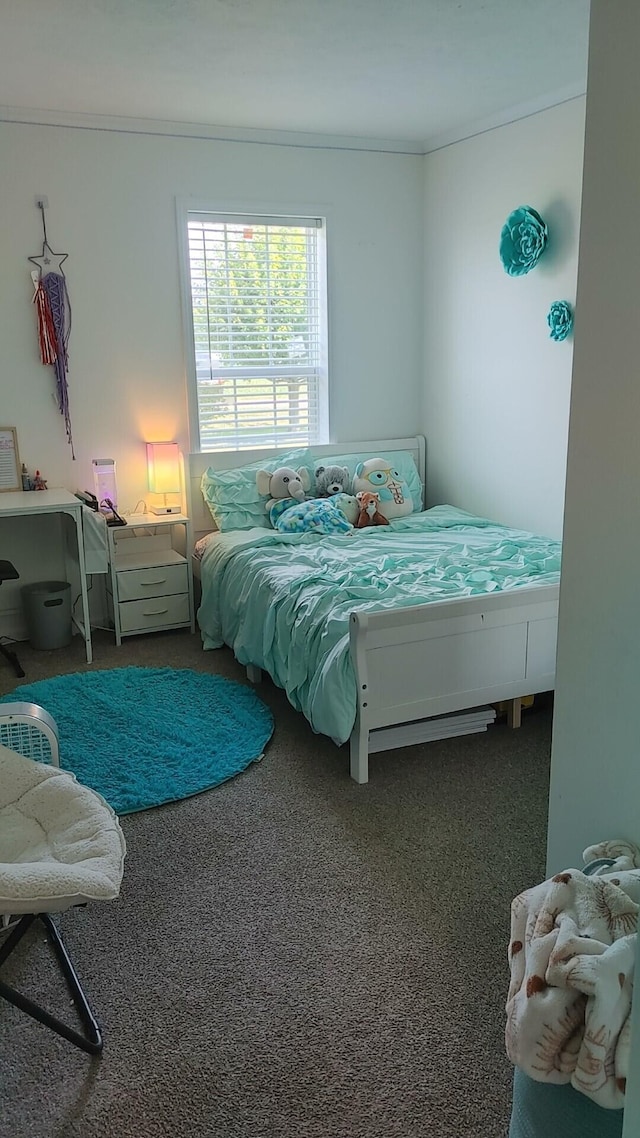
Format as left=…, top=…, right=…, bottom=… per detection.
left=106, top=513, right=195, bottom=645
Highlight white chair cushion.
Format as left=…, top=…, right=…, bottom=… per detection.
left=0, top=743, right=126, bottom=915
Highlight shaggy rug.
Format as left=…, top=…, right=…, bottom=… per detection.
left=1, top=667, right=274, bottom=814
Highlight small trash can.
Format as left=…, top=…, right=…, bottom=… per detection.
left=21, top=580, right=72, bottom=650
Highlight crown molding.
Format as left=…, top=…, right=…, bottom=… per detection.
left=0, top=105, right=424, bottom=155
left=0, top=87, right=587, bottom=158
left=421, top=84, right=586, bottom=154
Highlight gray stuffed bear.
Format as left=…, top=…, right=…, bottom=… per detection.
left=314, top=464, right=352, bottom=497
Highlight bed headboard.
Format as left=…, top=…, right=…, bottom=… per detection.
left=187, top=435, right=426, bottom=541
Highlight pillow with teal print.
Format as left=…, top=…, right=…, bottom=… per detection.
left=201, top=448, right=315, bottom=532
left=314, top=449, right=423, bottom=513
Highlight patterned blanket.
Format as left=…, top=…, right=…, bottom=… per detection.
left=506, top=840, right=640, bottom=1109
left=268, top=496, right=354, bottom=534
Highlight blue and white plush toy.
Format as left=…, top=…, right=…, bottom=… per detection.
left=351, top=458, right=412, bottom=520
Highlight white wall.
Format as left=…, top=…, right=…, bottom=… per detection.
left=422, top=99, right=585, bottom=539
left=546, top=7, right=640, bottom=1134
left=0, top=122, right=423, bottom=633
left=0, top=122, right=424, bottom=512
left=546, top=2, right=640, bottom=871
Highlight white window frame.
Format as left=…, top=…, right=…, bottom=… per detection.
left=176, top=198, right=329, bottom=453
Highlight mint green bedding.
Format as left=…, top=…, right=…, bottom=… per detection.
left=197, top=505, right=561, bottom=745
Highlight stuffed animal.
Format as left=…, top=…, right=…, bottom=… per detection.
left=331, top=493, right=359, bottom=526
left=355, top=491, right=390, bottom=528
left=256, top=466, right=311, bottom=512
left=314, top=464, right=352, bottom=498
left=352, top=458, right=412, bottom=520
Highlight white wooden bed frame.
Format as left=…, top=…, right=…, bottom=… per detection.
left=188, top=437, right=559, bottom=784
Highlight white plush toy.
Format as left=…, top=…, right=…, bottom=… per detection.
left=256, top=466, right=311, bottom=512
left=351, top=458, right=412, bottom=520
left=331, top=493, right=359, bottom=526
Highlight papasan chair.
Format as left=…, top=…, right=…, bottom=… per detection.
left=0, top=702, right=126, bottom=1055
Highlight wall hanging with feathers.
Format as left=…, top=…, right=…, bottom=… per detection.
left=29, top=201, right=75, bottom=458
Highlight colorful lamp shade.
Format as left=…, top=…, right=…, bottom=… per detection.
left=146, top=442, right=181, bottom=495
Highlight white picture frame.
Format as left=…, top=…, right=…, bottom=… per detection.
left=0, top=427, right=21, bottom=492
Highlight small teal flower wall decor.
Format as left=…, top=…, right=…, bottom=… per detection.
left=499, top=205, right=548, bottom=276
left=547, top=300, right=574, bottom=342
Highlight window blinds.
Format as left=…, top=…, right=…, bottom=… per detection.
left=187, top=213, right=326, bottom=452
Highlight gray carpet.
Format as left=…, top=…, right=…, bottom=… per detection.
left=0, top=630, right=552, bottom=1138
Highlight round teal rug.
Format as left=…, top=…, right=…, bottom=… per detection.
left=1, top=667, right=274, bottom=814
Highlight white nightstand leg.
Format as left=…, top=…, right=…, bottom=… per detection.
left=108, top=528, right=122, bottom=645
left=185, top=519, right=196, bottom=633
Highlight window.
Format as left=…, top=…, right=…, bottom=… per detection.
left=185, top=211, right=328, bottom=452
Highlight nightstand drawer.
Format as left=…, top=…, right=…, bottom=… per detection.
left=117, top=563, right=188, bottom=602
left=119, top=593, right=190, bottom=633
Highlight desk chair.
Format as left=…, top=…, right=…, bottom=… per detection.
left=0, top=561, right=25, bottom=678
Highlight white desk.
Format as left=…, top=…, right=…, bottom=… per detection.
left=0, top=489, right=92, bottom=663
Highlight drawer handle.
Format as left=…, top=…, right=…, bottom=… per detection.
left=143, top=608, right=169, bottom=616
left=140, top=578, right=168, bottom=586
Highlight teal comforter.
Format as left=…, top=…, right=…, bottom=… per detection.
left=197, top=506, right=561, bottom=745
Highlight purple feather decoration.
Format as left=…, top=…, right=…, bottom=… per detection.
left=41, top=271, right=74, bottom=458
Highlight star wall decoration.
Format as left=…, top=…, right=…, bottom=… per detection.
left=28, top=242, right=68, bottom=278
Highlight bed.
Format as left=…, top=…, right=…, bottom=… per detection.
left=188, top=437, right=561, bottom=783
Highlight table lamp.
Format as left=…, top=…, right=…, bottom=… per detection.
left=146, top=442, right=182, bottom=515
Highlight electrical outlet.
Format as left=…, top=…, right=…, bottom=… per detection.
left=35, top=194, right=49, bottom=209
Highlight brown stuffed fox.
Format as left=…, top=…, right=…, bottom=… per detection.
left=355, top=491, right=390, bottom=528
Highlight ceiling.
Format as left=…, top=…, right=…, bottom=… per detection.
left=0, top=0, right=591, bottom=153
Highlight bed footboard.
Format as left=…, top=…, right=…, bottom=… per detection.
left=348, top=584, right=559, bottom=784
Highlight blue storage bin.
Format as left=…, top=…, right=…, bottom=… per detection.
left=509, top=1066, right=624, bottom=1138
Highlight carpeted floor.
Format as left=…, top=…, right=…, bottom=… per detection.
left=0, top=629, right=553, bottom=1138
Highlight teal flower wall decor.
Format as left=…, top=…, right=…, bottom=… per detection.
left=499, top=206, right=548, bottom=276
left=547, top=300, right=574, bottom=342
